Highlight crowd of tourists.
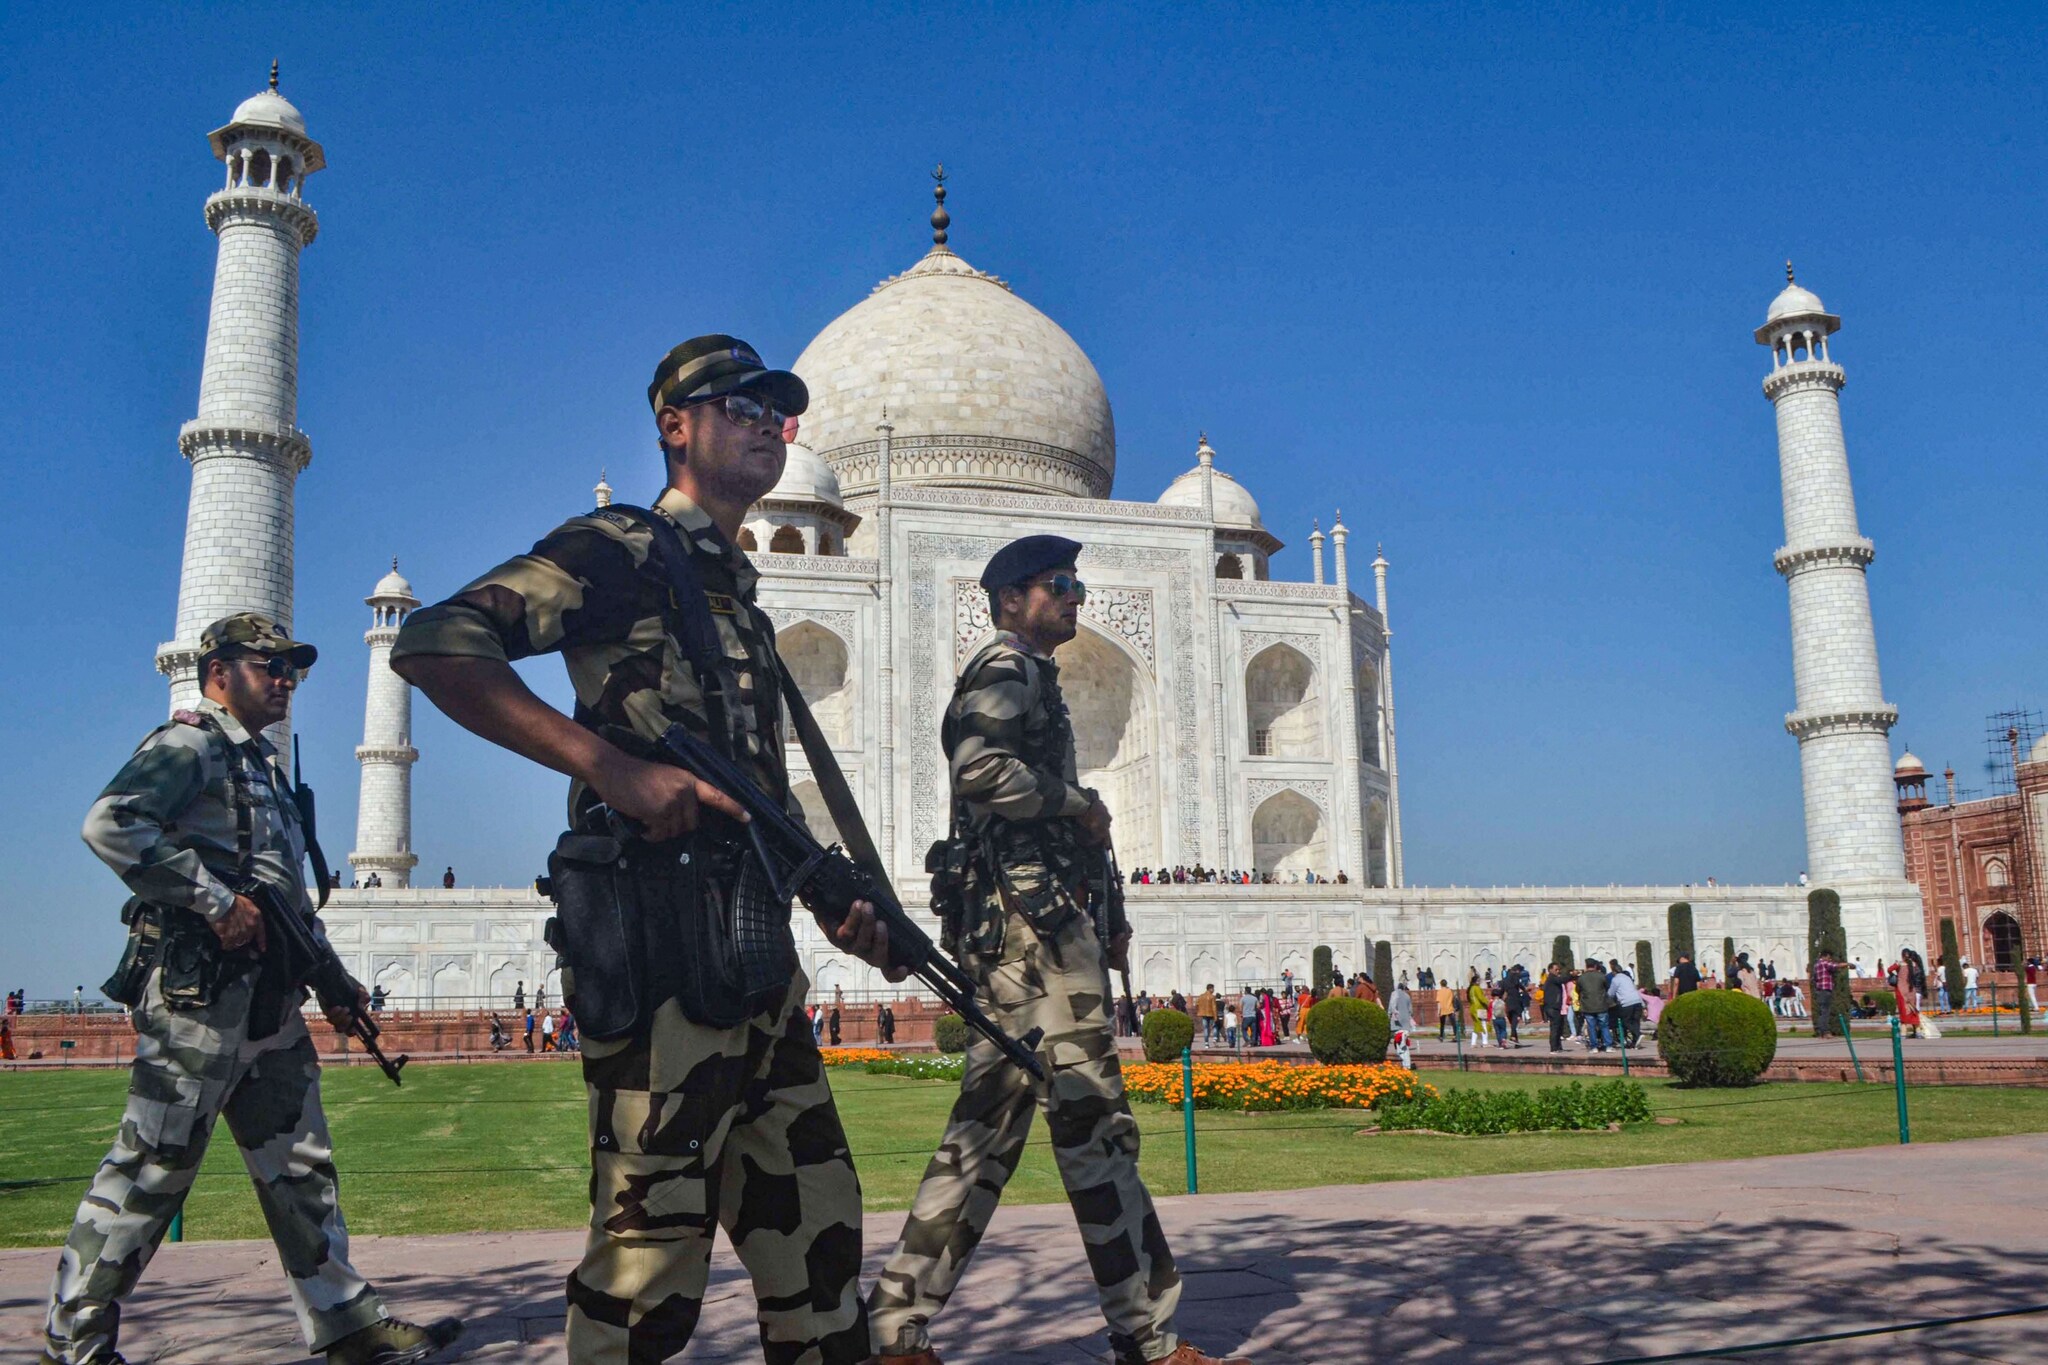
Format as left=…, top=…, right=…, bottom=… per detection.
left=1128, top=866, right=1350, bottom=885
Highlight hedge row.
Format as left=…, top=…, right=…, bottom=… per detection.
left=1378, top=1079, right=1652, bottom=1134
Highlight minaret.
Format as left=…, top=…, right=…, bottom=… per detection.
left=1757, top=264, right=1906, bottom=885
left=1196, top=432, right=1217, bottom=522
left=1309, top=520, right=1325, bottom=585
left=1373, top=545, right=1404, bottom=888
left=593, top=468, right=613, bottom=508
left=350, top=560, right=420, bottom=888
left=876, top=411, right=898, bottom=874
left=155, top=66, right=324, bottom=741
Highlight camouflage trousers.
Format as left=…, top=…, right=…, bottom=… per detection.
left=868, top=907, right=1181, bottom=1361
left=566, top=970, right=869, bottom=1365
left=44, top=967, right=384, bottom=1363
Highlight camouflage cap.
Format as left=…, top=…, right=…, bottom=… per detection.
left=198, top=612, right=317, bottom=668
left=648, top=334, right=809, bottom=416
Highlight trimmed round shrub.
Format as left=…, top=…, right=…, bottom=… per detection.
left=1303, top=996, right=1390, bottom=1065
left=1657, top=988, right=1777, bottom=1087
left=931, top=1012, right=969, bottom=1054
left=1142, top=1007, right=1196, bottom=1062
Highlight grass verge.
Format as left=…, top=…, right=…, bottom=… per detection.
left=4, top=1061, right=2047, bottom=1247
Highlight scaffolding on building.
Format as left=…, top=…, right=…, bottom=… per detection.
left=1984, top=709, right=2044, bottom=969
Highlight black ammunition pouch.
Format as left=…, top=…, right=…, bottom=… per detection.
left=101, top=898, right=161, bottom=1007
left=154, top=906, right=253, bottom=1012
left=990, top=820, right=1086, bottom=939
left=925, top=837, right=971, bottom=953
left=541, top=818, right=793, bottom=1039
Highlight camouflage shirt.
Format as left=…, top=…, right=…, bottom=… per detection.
left=81, top=698, right=313, bottom=923
left=390, top=487, right=791, bottom=814
left=944, top=631, right=1092, bottom=833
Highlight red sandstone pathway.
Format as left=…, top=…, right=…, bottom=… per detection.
left=5, top=1134, right=2045, bottom=1363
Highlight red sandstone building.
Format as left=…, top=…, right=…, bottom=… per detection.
left=1896, top=736, right=2048, bottom=971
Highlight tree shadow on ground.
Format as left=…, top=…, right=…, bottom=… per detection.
left=8, top=1190, right=2047, bottom=1363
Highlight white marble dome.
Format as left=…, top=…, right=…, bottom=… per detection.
left=1158, top=465, right=1264, bottom=529
left=792, top=245, right=1115, bottom=501
left=1766, top=282, right=1828, bottom=322
left=370, top=562, right=416, bottom=603
left=230, top=89, right=309, bottom=136
left=2031, top=733, right=2048, bottom=765
left=765, top=441, right=844, bottom=507
left=1894, top=751, right=1926, bottom=775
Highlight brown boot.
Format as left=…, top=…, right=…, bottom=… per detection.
left=1140, top=1345, right=1251, bottom=1365
left=876, top=1351, right=944, bottom=1365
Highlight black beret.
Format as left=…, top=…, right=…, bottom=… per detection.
left=979, top=535, right=1084, bottom=590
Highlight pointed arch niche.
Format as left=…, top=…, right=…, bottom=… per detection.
left=1252, top=788, right=1327, bottom=877
left=1055, top=623, right=1160, bottom=868
left=1246, top=642, right=1322, bottom=758
left=780, top=621, right=854, bottom=749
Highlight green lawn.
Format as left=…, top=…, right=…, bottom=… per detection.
left=5, top=1061, right=2047, bottom=1248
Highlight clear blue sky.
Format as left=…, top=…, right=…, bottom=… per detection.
left=4, top=2, right=2043, bottom=994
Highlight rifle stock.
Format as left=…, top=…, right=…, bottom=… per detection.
left=647, top=724, right=1045, bottom=1080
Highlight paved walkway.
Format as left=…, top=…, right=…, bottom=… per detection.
left=6, top=1134, right=2046, bottom=1363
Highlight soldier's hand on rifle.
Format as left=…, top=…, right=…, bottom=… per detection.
left=212, top=894, right=269, bottom=955
left=827, top=900, right=911, bottom=982
left=1078, top=797, right=1113, bottom=847
left=324, top=981, right=371, bottom=1034
left=1107, top=930, right=1132, bottom=974
left=592, top=750, right=749, bottom=842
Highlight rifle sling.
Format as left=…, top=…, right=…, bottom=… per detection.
left=618, top=500, right=897, bottom=905
left=779, top=669, right=895, bottom=900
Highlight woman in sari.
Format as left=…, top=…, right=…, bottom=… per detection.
left=1259, top=990, right=1277, bottom=1046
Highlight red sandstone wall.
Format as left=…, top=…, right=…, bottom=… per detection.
left=2, top=997, right=953, bottom=1063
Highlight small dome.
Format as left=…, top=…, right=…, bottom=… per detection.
left=1895, top=751, right=1927, bottom=775
left=763, top=441, right=844, bottom=508
left=229, top=89, right=308, bottom=136
left=1158, top=465, right=1263, bottom=528
left=370, top=560, right=416, bottom=602
left=1766, top=283, right=1827, bottom=322
left=2030, top=733, right=2048, bottom=765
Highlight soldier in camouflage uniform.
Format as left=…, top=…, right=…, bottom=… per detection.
left=867, top=538, right=1249, bottom=1365
left=45, top=614, right=460, bottom=1365
left=393, top=335, right=899, bottom=1365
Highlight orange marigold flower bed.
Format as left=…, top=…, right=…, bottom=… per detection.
left=820, top=1048, right=899, bottom=1067
left=1122, top=1059, right=1432, bottom=1112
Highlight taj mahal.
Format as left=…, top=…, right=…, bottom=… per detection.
left=151, top=75, right=1927, bottom=1006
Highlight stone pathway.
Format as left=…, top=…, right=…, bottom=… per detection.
left=5, top=1134, right=2045, bottom=1362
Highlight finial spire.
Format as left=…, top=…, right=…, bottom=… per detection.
left=1786, top=259, right=1796, bottom=285
left=929, top=164, right=950, bottom=249
left=390, top=555, right=398, bottom=572
left=270, top=59, right=280, bottom=92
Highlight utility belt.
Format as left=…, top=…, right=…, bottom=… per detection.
left=541, top=809, right=796, bottom=1040
left=927, top=817, right=1090, bottom=960
left=102, top=899, right=276, bottom=1021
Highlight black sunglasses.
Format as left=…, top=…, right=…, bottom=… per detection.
left=233, top=654, right=303, bottom=682
left=689, top=390, right=795, bottom=435
left=1027, top=572, right=1087, bottom=602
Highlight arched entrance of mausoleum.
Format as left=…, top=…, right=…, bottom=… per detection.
left=1055, top=624, right=1160, bottom=868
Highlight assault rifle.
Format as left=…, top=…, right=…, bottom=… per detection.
left=234, top=876, right=408, bottom=1086
left=646, top=723, right=1045, bottom=1080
